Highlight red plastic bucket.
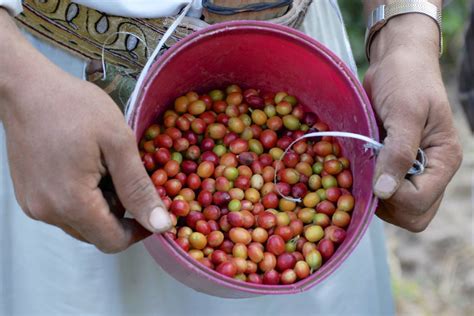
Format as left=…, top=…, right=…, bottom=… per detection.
left=129, top=21, right=379, bottom=298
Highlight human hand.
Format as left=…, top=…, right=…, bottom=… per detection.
left=0, top=11, right=172, bottom=252
left=363, top=14, right=462, bottom=232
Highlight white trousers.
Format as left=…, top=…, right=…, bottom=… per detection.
left=0, top=1, right=394, bottom=315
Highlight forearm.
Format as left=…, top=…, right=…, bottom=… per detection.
left=0, top=8, right=25, bottom=80
left=0, top=8, right=54, bottom=122
left=0, top=8, right=26, bottom=118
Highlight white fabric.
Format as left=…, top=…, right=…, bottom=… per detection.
left=72, top=0, right=202, bottom=18
left=1, top=0, right=202, bottom=18
left=0, top=0, right=22, bottom=16
left=0, top=1, right=395, bottom=315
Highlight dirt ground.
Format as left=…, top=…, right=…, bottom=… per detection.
left=384, top=77, right=474, bottom=315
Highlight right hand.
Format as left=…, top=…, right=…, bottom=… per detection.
left=363, top=14, right=462, bottom=232
left=0, top=11, right=172, bottom=253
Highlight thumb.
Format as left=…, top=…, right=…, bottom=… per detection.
left=102, top=129, right=172, bottom=233
left=373, top=105, right=424, bottom=200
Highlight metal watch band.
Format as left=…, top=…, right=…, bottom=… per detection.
left=365, top=0, right=443, bottom=61
left=0, top=0, right=22, bottom=16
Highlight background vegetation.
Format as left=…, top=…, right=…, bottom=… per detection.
left=339, top=0, right=470, bottom=78
left=340, top=2, right=474, bottom=314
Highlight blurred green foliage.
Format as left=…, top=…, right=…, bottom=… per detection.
left=339, top=0, right=470, bottom=78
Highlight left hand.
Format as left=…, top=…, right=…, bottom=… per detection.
left=363, top=14, right=463, bottom=232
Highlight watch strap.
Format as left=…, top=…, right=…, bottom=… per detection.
left=365, top=0, right=443, bottom=61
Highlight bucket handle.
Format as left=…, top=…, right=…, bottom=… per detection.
left=125, top=3, right=192, bottom=122
left=274, top=131, right=427, bottom=202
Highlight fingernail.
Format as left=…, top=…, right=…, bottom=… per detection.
left=374, top=174, right=398, bottom=199
left=149, top=207, right=172, bottom=232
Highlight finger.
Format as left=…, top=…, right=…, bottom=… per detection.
left=68, top=189, right=151, bottom=253
left=373, top=100, right=426, bottom=199
left=101, top=128, right=172, bottom=233
left=59, top=223, right=90, bottom=243
left=376, top=194, right=443, bottom=232
left=375, top=138, right=462, bottom=231
left=394, top=140, right=460, bottom=206
left=21, top=207, right=37, bottom=221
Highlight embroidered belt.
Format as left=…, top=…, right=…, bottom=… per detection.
left=15, top=0, right=310, bottom=110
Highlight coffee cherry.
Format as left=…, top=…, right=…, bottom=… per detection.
left=189, top=232, right=207, bottom=250
left=141, top=87, right=357, bottom=283
left=337, top=194, right=355, bottom=212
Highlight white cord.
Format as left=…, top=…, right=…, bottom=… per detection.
left=100, top=32, right=150, bottom=81
left=125, top=3, right=192, bottom=121
left=273, top=131, right=427, bottom=202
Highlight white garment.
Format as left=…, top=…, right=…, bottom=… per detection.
left=0, top=0, right=22, bottom=16
left=72, top=0, right=203, bottom=18
left=3, top=0, right=202, bottom=18
left=0, top=1, right=394, bottom=315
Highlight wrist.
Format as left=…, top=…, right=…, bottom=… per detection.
left=0, top=10, right=49, bottom=122
left=369, top=13, right=440, bottom=64
left=0, top=8, right=17, bottom=120
left=0, top=9, right=25, bottom=94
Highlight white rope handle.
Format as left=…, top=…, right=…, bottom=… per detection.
left=125, top=3, right=192, bottom=121
left=100, top=32, right=150, bottom=81
left=274, top=131, right=427, bottom=202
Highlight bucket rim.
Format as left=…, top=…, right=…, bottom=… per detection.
left=133, top=20, right=379, bottom=295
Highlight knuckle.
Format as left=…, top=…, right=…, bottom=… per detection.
left=396, top=202, right=425, bottom=218
left=11, top=187, right=38, bottom=220
left=26, top=199, right=51, bottom=222
left=403, top=196, right=438, bottom=217
left=433, top=134, right=463, bottom=176
left=97, top=240, right=128, bottom=254
left=16, top=199, right=36, bottom=220
left=60, top=226, right=86, bottom=242
left=405, top=218, right=431, bottom=233
left=402, top=201, right=440, bottom=232
left=382, top=200, right=432, bottom=232
left=96, top=244, right=117, bottom=254
left=21, top=206, right=38, bottom=221
left=31, top=209, right=49, bottom=222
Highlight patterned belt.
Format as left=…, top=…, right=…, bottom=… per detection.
left=15, top=0, right=310, bottom=110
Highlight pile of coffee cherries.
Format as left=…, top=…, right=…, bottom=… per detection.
left=139, top=85, right=354, bottom=285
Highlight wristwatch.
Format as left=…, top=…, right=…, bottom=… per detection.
left=365, top=0, right=443, bottom=61
left=0, top=0, right=22, bottom=16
